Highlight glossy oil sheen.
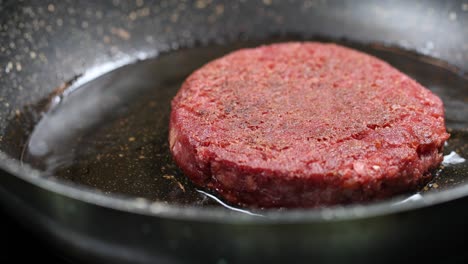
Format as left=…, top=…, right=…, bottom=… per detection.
left=9, top=38, right=467, bottom=209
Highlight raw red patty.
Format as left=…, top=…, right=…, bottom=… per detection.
left=169, top=42, right=449, bottom=208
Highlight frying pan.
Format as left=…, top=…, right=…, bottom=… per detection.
left=0, top=0, right=467, bottom=263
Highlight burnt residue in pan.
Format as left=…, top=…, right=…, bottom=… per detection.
left=3, top=36, right=467, bottom=210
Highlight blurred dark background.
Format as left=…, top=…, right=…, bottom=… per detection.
left=0, top=206, right=68, bottom=263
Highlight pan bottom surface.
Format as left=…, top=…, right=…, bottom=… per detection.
left=5, top=37, right=467, bottom=213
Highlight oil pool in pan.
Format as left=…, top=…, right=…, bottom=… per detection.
left=5, top=38, right=467, bottom=214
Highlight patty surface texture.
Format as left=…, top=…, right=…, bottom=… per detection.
left=169, top=42, right=449, bottom=208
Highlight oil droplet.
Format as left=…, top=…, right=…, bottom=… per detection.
left=442, top=151, right=466, bottom=165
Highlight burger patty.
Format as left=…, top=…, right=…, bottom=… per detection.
left=169, top=42, right=449, bottom=208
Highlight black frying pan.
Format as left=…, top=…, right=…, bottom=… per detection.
left=0, top=1, right=467, bottom=263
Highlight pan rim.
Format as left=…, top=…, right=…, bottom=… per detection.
left=2, top=48, right=467, bottom=223
left=1, top=150, right=466, bottom=224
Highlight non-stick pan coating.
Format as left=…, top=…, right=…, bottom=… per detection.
left=0, top=1, right=467, bottom=263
